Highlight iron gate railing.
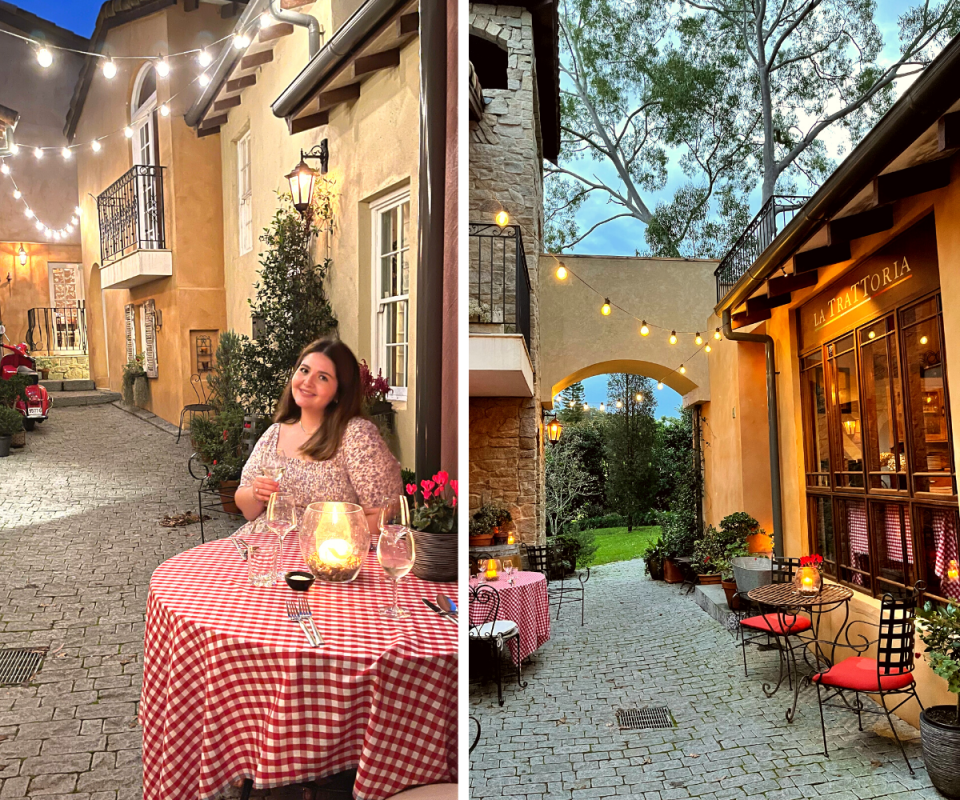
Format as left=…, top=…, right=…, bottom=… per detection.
left=714, top=194, right=808, bottom=303
left=97, top=164, right=166, bottom=264
left=468, top=223, right=532, bottom=352
left=27, top=304, right=88, bottom=355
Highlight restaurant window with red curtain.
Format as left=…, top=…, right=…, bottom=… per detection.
left=801, top=293, right=960, bottom=603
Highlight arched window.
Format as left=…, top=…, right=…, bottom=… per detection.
left=469, top=35, right=508, bottom=90
left=130, top=63, right=158, bottom=167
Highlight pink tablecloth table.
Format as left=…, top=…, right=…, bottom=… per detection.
left=140, top=532, right=457, bottom=800
left=468, top=571, right=550, bottom=663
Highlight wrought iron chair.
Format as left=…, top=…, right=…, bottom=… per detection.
left=526, top=543, right=590, bottom=625
left=469, top=583, right=525, bottom=706
left=176, top=374, right=215, bottom=443
left=811, top=586, right=925, bottom=774
left=738, top=557, right=812, bottom=679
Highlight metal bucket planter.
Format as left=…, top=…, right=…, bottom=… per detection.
left=921, top=706, right=960, bottom=798
left=731, top=557, right=772, bottom=594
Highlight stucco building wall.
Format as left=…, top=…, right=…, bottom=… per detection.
left=74, top=5, right=230, bottom=424
left=216, top=11, right=421, bottom=468
left=469, top=3, right=545, bottom=543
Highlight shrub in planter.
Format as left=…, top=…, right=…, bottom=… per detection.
left=917, top=600, right=960, bottom=797
left=122, top=355, right=146, bottom=406
left=642, top=536, right=666, bottom=580
left=0, top=406, right=23, bottom=457
left=555, top=526, right=597, bottom=572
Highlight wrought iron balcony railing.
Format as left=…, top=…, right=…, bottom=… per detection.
left=715, top=194, right=809, bottom=303
left=96, top=164, right=166, bottom=264
left=27, top=304, right=88, bottom=355
left=468, top=223, right=532, bottom=353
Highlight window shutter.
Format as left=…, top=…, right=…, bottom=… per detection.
left=143, top=299, right=158, bottom=378
left=124, top=304, right=136, bottom=364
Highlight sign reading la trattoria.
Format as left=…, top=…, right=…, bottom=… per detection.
left=798, top=213, right=940, bottom=349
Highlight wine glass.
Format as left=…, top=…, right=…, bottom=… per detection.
left=377, top=512, right=415, bottom=620
left=266, top=492, right=297, bottom=578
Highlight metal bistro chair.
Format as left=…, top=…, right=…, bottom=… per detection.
left=738, top=557, right=812, bottom=681
left=177, top=374, right=215, bottom=443
left=527, top=543, right=589, bottom=625
left=811, top=586, right=925, bottom=774
left=469, top=583, right=525, bottom=706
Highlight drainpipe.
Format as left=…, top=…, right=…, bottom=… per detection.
left=692, top=405, right=703, bottom=535
left=722, top=309, right=783, bottom=556
left=269, top=0, right=322, bottom=58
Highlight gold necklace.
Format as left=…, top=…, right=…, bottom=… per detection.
left=299, top=418, right=318, bottom=437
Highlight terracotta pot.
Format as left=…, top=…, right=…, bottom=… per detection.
left=218, top=480, right=241, bottom=515
left=698, top=573, right=722, bottom=585
left=469, top=533, right=494, bottom=547
left=722, top=578, right=740, bottom=610
left=663, top=557, right=684, bottom=584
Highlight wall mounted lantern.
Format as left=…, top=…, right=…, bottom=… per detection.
left=17, top=245, right=26, bottom=266
left=286, top=139, right=329, bottom=216
left=545, top=414, right=563, bottom=443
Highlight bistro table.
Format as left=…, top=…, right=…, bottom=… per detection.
left=468, top=571, right=550, bottom=665
left=746, top=582, right=854, bottom=723
left=140, top=530, right=458, bottom=800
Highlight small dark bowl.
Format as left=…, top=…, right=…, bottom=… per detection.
left=284, top=571, right=315, bottom=592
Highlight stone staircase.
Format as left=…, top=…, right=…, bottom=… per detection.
left=42, top=379, right=122, bottom=407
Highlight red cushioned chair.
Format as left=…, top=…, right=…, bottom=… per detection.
left=739, top=558, right=812, bottom=684
left=811, top=588, right=925, bottom=774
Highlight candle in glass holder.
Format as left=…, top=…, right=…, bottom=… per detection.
left=507, top=532, right=515, bottom=545
left=793, top=565, right=821, bottom=595
left=948, top=559, right=959, bottom=582
left=318, top=538, right=351, bottom=566
left=485, top=558, right=499, bottom=581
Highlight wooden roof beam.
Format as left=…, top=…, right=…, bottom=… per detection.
left=828, top=204, right=894, bottom=245
left=214, top=95, right=242, bottom=112
left=766, top=270, right=818, bottom=298
left=226, top=74, right=257, bottom=93
left=746, top=293, right=792, bottom=316
left=874, top=158, right=951, bottom=205
left=287, top=111, right=328, bottom=135
left=316, top=84, right=361, bottom=110
left=197, top=125, right=220, bottom=138
left=397, top=12, right=418, bottom=36
left=200, top=114, right=228, bottom=130
left=794, top=241, right=851, bottom=274
left=240, top=50, right=273, bottom=71
left=731, top=308, right=772, bottom=329
left=259, top=22, right=295, bottom=43
left=938, top=111, right=960, bottom=151
left=354, top=49, right=400, bottom=77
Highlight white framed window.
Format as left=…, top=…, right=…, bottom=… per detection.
left=371, top=189, right=411, bottom=401
left=237, top=132, right=253, bottom=255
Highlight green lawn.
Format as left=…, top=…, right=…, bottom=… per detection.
left=587, top=525, right=661, bottom=567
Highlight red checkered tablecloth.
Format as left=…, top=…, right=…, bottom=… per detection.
left=140, top=531, right=457, bottom=800
left=468, top=571, right=549, bottom=664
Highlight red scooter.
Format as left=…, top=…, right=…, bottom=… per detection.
left=0, top=333, right=51, bottom=430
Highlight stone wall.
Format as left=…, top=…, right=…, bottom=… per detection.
left=34, top=355, right=89, bottom=380
left=469, top=2, right=546, bottom=545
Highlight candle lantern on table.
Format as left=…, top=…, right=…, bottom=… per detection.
left=484, top=558, right=500, bottom=582
left=794, top=554, right=823, bottom=595
left=948, top=559, right=959, bottom=582
left=299, top=501, right=370, bottom=583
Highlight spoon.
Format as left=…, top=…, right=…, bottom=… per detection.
left=421, top=599, right=457, bottom=626
left=436, top=593, right=458, bottom=618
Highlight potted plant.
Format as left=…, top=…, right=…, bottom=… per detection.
left=0, top=406, right=23, bottom=457
left=659, top=511, right=699, bottom=583
left=405, top=471, right=458, bottom=582
left=0, top=375, right=29, bottom=449
left=692, top=526, right=723, bottom=584
left=359, top=359, right=393, bottom=417
left=190, top=405, right=247, bottom=513
left=642, top=536, right=666, bottom=581
left=487, top=500, right=512, bottom=544
left=122, top=354, right=147, bottom=407
left=917, top=599, right=960, bottom=797
left=469, top=504, right=497, bottom=547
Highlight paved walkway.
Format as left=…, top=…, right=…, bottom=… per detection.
left=469, top=559, right=939, bottom=800
left=0, top=405, right=240, bottom=799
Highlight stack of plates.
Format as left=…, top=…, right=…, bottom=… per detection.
left=412, top=529, right=458, bottom=583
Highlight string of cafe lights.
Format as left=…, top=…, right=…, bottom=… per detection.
left=0, top=10, right=282, bottom=238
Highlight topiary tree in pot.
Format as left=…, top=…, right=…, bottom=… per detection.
left=917, top=600, right=960, bottom=797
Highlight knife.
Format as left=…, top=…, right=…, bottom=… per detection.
left=297, top=617, right=319, bottom=647
left=232, top=537, right=249, bottom=560
left=422, top=599, right=458, bottom=626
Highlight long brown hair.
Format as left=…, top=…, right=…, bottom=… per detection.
left=273, top=338, right=363, bottom=461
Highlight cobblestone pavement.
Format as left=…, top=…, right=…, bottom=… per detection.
left=0, top=405, right=246, bottom=800
left=469, top=559, right=940, bottom=800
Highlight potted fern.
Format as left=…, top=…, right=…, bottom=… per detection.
left=917, top=600, right=960, bottom=797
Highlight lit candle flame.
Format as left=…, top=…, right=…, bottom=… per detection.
left=318, top=538, right=351, bottom=566
left=949, top=559, right=959, bottom=582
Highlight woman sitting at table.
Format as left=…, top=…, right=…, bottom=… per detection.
left=234, top=337, right=402, bottom=535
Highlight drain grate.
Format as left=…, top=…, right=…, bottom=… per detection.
left=616, top=706, right=674, bottom=730
left=0, top=648, right=45, bottom=686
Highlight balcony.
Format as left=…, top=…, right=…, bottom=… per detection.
left=715, top=195, right=808, bottom=303
left=468, top=222, right=534, bottom=397
left=27, top=304, right=88, bottom=356
left=96, top=165, right=172, bottom=290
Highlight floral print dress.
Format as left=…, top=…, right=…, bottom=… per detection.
left=235, top=417, right=402, bottom=537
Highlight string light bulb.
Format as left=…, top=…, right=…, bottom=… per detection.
left=199, top=73, right=211, bottom=87
left=714, top=328, right=722, bottom=340
left=669, top=331, right=677, bottom=345
left=705, top=344, right=711, bottom=353
left=35, top=220, right=43, bottom=231
left=616, top=400, right=622, bottom=408
left=71, top=216, right=79, bottom=225
left=495, top=210, right=509, bottom=227
left=556, top=264, right=567, bottom=280
left=12, top=189, right=20, bottom=199
left=601, top=299, right=612, bottom=316
left=91, top=140, right=101, bottom=152
left=74, top=206, right=81, bottom=216
left=24, top=208, right=33, bottom=219
left=260, top=11, right=275, bottom=27
left=583, top=403, right=589, bottom=410
left=198, top=48, right=213, bottom=67
left=640, top=320, right=649, bottom=336
left=233, top=33, right=251, bottom=49
left=679, top=365, right=686, bottom=375
left=61, top=147, right=71, bottom=159
left=124, top=126, right=134, bottom=138
left=34, top=147, right=43, bottom=160
left=695, top=332, right=703, bottom=345
left=160, top=104, right=170, bottom=117
left=102, top=58, right=117, bottom=79
left=920, top=335, right=929, bottom=345
left=36, top=47, right=53, bottom=68
left=65, top=224, right=73, bottom=234
left=0, top=163, right=8, bottom=175
left=155, top=57, right=170, bottom=77
left=657, top=382, right=664, bottom=390
left=599, top=402, right=605, bottom=411
left=9, top=143, right=18, bottom=156
left=636, top=393, right=642, bottom=402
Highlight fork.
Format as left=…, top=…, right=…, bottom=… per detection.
left=285, top=600, right=319, bottom=647
left=232, top=536, right=250, bottom=560
left=295, top=595, right=324, bottom=646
